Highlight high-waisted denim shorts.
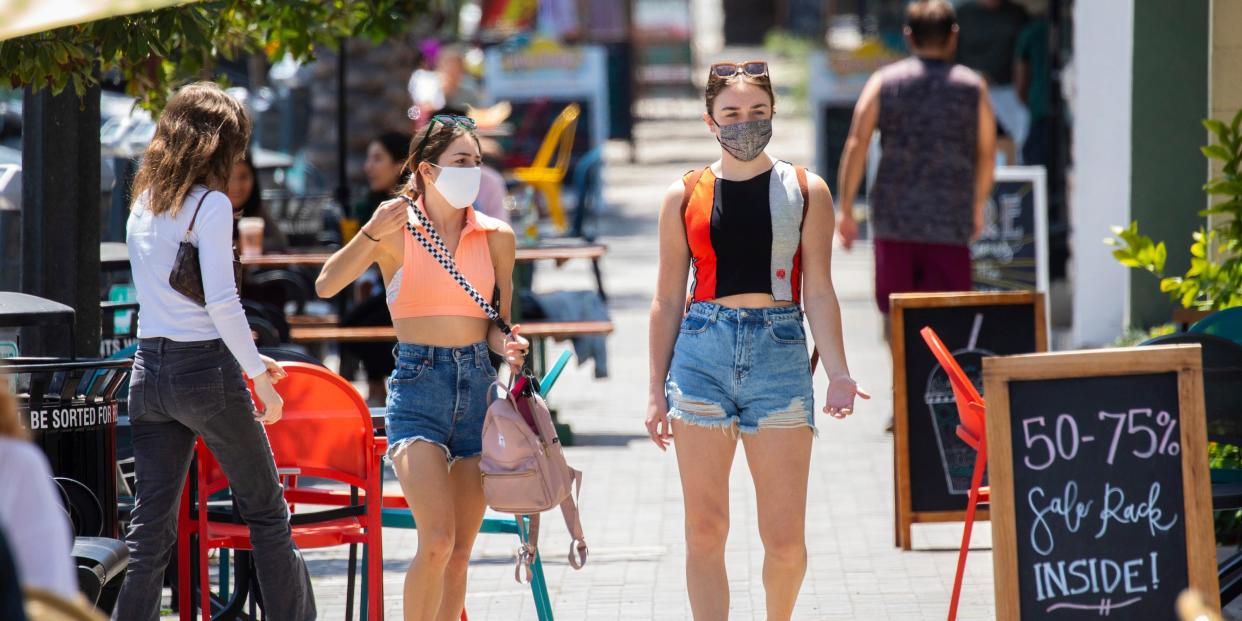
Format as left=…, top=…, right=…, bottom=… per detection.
left=665, top=302, right=815, bottom=434
left=385, top=341, right=496, bottom=463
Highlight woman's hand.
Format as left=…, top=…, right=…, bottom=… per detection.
left=259, top=355, right=287, bottom=383
left=503, top=325, right=529, bottom=372
left=645, top=394, right=673, bottom=451
left=823, top=373, right=871, bottom=419
left=251, top=372, right=284, bottom=425
left=360, top=198, right=411, bottom=240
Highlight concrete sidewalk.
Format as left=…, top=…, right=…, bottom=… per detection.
left=163, top=112, right=996, bottom=620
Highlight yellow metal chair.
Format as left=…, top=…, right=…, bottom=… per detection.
left=512, top=103, right=581, bottom=232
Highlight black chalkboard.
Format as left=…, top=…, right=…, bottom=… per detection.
left=983, top=345, right=1219, bottom=620
left=819, top=105, right=867, bottom=199
left=1008, top=373, right=1187, bottom=618
left=891, top=291, right=1046, bottom=549
left=971, top=167, right=1048, bottom=292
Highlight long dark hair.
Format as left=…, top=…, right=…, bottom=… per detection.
left=236, top=152, right=263, bottom=218
left=132, top=82, right=251, bottom=215
left=374, top=131, right=412, bottom=196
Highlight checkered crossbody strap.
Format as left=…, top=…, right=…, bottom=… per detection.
left=399, top=195, right=513, bottom=337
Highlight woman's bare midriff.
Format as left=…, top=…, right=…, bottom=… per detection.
left=393, top=315, right=491, bottom=347
left=711, top=293, right=798, bottom=310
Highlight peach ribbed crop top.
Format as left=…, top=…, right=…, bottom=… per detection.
left=386, top=200, right=501, bottom=320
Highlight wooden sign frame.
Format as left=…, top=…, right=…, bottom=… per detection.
left=891, top=291, right=1047, bottom=549
left=982, top=345, right=1219, bottom=619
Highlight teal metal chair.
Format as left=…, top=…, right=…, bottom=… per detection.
left=1189, top=307, right=1242, bottom=347
left=359, top=350, right=575, bottom=620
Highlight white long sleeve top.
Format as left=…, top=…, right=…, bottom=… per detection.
left=126, top=185, right=265, bottom=378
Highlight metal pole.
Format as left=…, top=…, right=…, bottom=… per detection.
left=335, top=38, right=350, bottom=212
left=21, top=84, right=101, bottom=359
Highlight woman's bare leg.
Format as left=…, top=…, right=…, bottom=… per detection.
left=392, top=442, right=457, bottom=621
left=436, top=456, right=487, bottom=621
left=672, top=419, right=739, bottom=620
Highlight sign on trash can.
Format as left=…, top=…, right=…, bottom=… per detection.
left=1, top=357, right=131, bottom=539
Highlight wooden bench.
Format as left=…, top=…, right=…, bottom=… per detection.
left=289, top=320, right=614, bottom=343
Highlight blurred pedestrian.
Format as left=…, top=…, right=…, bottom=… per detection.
left=646, top=60, right=867, bottom=620
left=227, top=152, right=288, bottom=253
left=1014, top=16, right=1052, bottom=168
left=0, top=383, right=77, bottom=602
left=341, top=131, right=411, bottom=405
left=114, top=81, right=315, bottom=621
left=837, top=0, right=996, bottom=325
left=954, top=0, right=1028, bottom=162
left=316, top=114, right=528, bottom=620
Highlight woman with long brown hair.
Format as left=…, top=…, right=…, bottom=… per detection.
left=113, top=82, right=314, bottom=620
left=646, top=62, right=868, bottom=619
left=316, top=115, right=527, bottom=621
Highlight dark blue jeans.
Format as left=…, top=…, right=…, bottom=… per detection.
left=112, top=338, right=315, bottom=621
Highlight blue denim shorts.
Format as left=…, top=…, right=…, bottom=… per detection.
left=666, top=302, right=815, bottom=434
left=385, top=341, right=497, bottom=463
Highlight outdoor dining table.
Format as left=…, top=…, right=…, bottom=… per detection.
left=242, top=241, right=609, bottom=299
left=239, top=242, right=607, bottom=267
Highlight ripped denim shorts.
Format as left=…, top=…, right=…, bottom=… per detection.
left=665, top=302, right=815, bottom=435
left=385, top=341, right=497, bottom=463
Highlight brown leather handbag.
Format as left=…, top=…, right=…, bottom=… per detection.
left=169, top=190, right=242, bottom=306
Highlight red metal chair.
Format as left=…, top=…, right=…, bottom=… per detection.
left=177, top=362, right=385, bottom=621
left=920, top=327, right=988, bottom=621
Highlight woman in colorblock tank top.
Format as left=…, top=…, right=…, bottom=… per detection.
left=645, top=60, right=868, bottom=620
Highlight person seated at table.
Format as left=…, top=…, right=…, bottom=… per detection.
left=227, top=152, right=288, bottom=253
left=0, top=382, right=77, bottom=603
left=342, top=131, right=412, bottom=404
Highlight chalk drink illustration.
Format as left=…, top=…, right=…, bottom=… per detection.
left=923, top=313, right=992, bottom=495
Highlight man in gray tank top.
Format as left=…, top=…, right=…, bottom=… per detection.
left=836, top=0, right=996, bottom=322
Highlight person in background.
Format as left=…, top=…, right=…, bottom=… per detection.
left=409, top=45, right=485, bottom=124
left=838, top=0, right=995, bottom=322
left=1013, top=15, right=1052, bottom=169
left=0, top=383, right=77, bottom=602
left=954, top=0, right=1028, bottom=163
left=343, top=131, right=412, bottom=405
left=227, top=152, right=288, bottom=253
left=114, top=82, right=314, bottom=621
left=836, top=0, right=995, bottom=431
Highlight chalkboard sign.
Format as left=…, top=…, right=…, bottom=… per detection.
left=891, top=291, right=1047, bottom=549
left=983, top=345, right=1218, bottom=620
left=971, top=166, right=1049, bottom=293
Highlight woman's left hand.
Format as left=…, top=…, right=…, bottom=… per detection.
left=259, top=355, right=287, bottom=383
left=824, top=373, right=870, bottom=419
left=503, top=325, right=530, bottom=372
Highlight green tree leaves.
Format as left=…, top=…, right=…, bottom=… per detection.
left=1108, top=108, right=1242, bottom=311
left=0, top=0, right=444, bottom=111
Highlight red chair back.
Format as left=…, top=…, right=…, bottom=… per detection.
left=257, top=362, right=376, bottom=488
left=920, top=327, right=986, bottom=446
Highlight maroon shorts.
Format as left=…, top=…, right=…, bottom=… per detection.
left=874, top=239, right=972, bottom=313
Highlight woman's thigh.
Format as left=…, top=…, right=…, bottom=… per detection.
left=740, top=427, right=813, bottom=540
left=672, top=419, right=738, bottom=522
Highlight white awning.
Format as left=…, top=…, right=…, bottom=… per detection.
left=0, top=0, right=200, bottom=42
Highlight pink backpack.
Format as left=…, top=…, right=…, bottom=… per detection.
left=480, top=375, right=588, bottom=581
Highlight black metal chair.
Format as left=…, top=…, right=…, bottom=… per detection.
left=1141, top=332, right=1242, bottom=603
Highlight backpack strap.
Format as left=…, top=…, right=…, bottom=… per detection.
left=680, top=167, right=708, bottom=223
left=561, top=468, right=588, bottom=569
left=792, top=165, right=823, bottom=373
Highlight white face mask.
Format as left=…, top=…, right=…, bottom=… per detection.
left=426, top=164, right=481, bottom=210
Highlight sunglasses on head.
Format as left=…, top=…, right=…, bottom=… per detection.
left=710, top=60, right=769, bottom=79
left=414, top=114, right=478, bottom=161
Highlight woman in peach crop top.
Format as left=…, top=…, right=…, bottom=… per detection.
left=316, top=115, right=528, bottom=620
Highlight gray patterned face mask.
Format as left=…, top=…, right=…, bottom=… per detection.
left=714, top=118, right=772, bottom=161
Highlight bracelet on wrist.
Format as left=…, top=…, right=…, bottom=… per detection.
left=360, top=229, right=380, bottom=242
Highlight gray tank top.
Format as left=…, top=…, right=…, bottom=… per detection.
left=869, top=57, right=982, bottom=246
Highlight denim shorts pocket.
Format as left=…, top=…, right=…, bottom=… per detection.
left=679, top=314, right=711, bottom=335
left=391, top=359, right=430, bottom=385
left=768, top=319, right=806, bottom=344
left=171, top=368, right=226, bottom=419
